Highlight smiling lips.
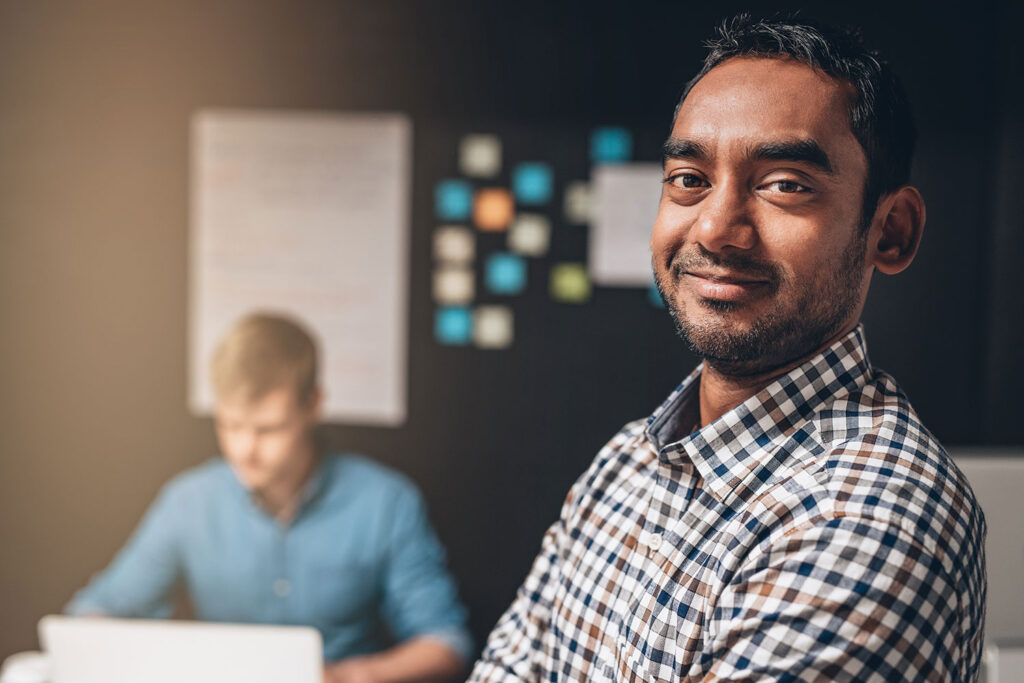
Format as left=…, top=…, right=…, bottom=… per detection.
left=683, top=270, right=772, bottom=302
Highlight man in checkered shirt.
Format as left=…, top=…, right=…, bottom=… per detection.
left=470, top=15, right=986, bottom=683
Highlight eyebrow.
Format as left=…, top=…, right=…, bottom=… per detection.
left=662, top=138, right=709, bottom=162
left=662, top=137, right=835, bottom=174
left=749, top=139, right=834, bottom=174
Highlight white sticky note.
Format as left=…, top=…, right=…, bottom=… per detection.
left=564, top=180, right=592, bottom=224
left=433, top=225, right=475, bottom=264
left=459, top=134, right=502, bottom=178
left=433, top=266, right=475, bottom=305
left=474, top=305, right=514, bottom=349
left=589, top=164, right=662, bottom=286
left=508, top=213, right=551, bottom=256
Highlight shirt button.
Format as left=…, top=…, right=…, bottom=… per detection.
left=647, top=533, right=663, bottom=553
left=273, top=579, right=291, bottom=597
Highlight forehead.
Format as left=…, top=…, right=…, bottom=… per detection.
left=215, top=385, right=299, bottom=422
left=673, top=56, right=865, bottom=172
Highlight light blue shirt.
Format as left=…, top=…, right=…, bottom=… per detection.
left=66, top=454, right=472, bottom=663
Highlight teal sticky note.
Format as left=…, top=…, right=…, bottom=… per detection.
left=486, top=252, right=527, bottom=295
left=435, top=306, right=473, bottom=345
left=512, top=163, right=553, bottom=205
left=435, top=180, right=473, bottom=221
left=649, top=280, right=666, bottom=308
left=591, top=127, right=632, bottom=163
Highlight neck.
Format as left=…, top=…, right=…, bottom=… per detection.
left=697, top=323, right=856, bottom=427
left=257, top=440, right=319, bottom=523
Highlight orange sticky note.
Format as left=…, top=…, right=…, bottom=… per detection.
left=474, top=188, right=514, bottom=232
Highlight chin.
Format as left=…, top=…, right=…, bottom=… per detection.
left=228, top=464, right=269, bottom=491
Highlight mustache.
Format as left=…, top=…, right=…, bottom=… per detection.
left=670, top=247, right=783, bottom=284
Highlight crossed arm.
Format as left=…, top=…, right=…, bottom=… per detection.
left=470, top=510, right=976, bottom=682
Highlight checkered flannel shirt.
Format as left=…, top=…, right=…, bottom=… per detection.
left=470, top=326, right=986, bottom=682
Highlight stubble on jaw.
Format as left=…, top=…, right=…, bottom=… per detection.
left=654, top=230, right=867, bottom=378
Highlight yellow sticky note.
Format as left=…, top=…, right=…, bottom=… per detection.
left=550, top=263, right=591, bottom=303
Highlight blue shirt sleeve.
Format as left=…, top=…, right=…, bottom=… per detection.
left=378, top=483, right=474, bottom=663
left=64, top=481, right=182, bottom=618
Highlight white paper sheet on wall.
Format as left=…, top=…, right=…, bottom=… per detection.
left=589, top=163, right=663, bottom=286
left=190, top=110, right=410, bottom=425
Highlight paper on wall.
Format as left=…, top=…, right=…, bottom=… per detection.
left=190, top=109, right=410, bottom=425
left=589, top=163, right=663, bottom=286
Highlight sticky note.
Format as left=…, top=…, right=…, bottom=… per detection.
left=435, top=306, right=473, bottom=345
left=433, top=225, right=475, bottom=264
left=649, top=280, right=666, bottom=307
left=474, top=188, right=514, bottom=232
left=474, top=305, right=514, bottom=349
left=433, top=266, right=475, bottom=305
left=486, top=252, right=527, bottom=295
left=508, top=213, right=551, bottom=256
left=564, top=181, right=591, bottom=224
left=591, top=127, right=632, bottom=163
left=550, top=263, right=591, bottom=303
left=435, top=180, right=473, bottom=221
left=512, top=162, right=553, bottom=205
left=459, top=134, right=502, bottom=178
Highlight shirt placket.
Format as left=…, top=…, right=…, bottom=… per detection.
left=617, top=454, right=700, bottom=677
left=269, top=523, right=292, bottom=621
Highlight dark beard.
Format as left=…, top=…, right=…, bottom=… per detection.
left=655, top=232, right=866, bottom=377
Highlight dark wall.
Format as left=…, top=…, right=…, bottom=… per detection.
left=1, top=0, right=1021, bottom=659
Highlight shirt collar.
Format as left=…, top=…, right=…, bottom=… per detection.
left=646, top=325, right=872, bottom=507
left=231, top=453, right=333, bottom=524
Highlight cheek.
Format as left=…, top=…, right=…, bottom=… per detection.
left=651, top=200, right=689, bottom=264
left=261, top=431, right=303, bottom=463
left=216, top=430, right=242, bottom=460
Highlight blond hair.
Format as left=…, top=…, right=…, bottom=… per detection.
left=210, top=312, right=318, bottom=405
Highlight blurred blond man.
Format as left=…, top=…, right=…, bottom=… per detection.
left=68, top=313, right=471, bottom=683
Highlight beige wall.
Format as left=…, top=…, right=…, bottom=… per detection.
left=0, top=1, right=370, bottom=656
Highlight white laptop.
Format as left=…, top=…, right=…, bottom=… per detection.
left=39, top=615, right=322, bottom=683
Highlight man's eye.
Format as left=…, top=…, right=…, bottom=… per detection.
left=767, top=180, right=809, bottom=193
left=665, top=173, right=707, bottom=189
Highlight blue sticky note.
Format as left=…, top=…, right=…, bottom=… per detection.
left=435, top=306, right=473, bottom=345
left=435, top=180, right=473, bottom=220
left=648, top=280, right=666, bottom=308
left=486, top=252, right=527, bottom=295
left=591, top=127, right=632, bottom=163
left=512, top=163, right=553, bottom=205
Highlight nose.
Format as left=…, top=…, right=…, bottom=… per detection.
left=691, top=181, right=757, bottom=253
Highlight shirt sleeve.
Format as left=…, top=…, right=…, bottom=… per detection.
left=697, top=515, right=966, bottom=682
left=469, top=424, right=643, bottom=682
left=467, top=513, right=564, bottom=682
left=378, top=483, right=474, bottom=664
left=64, top=482, right=182, bottom=618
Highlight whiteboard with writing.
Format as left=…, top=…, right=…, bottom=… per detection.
left=190, top=110, right=410, bottom=425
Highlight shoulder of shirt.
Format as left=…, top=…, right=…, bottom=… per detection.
left=794, top=368, right=984, bottom=574
left=322, top=452, right=421, bottom=500
left=154, top=458, right=236, bottom=503
left=564, top=417, right=657, bottom=512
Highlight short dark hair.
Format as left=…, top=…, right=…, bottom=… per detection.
left=676, top=14, right=915, bottom=224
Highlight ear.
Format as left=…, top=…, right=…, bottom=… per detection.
left=302, top=386, right=324, bottom=423
left=870, top=186, right=925, bottom=275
